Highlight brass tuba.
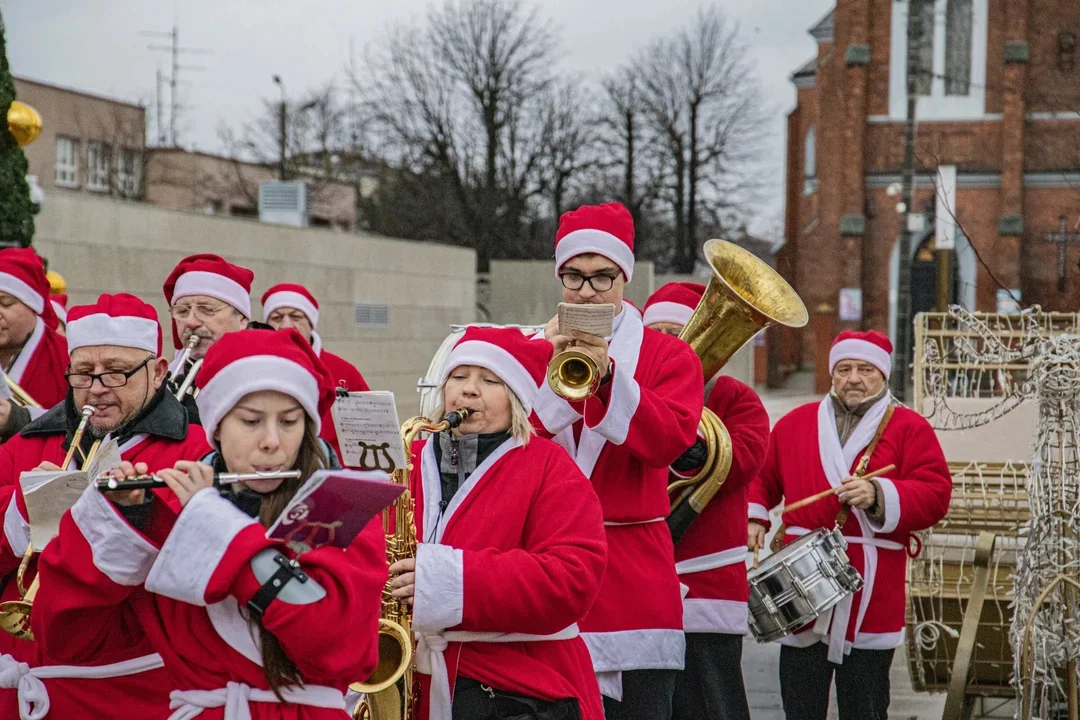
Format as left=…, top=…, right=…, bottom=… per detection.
left=352, top=409, right=471, bottom=720
left=666, top=239, right=808, bottom=542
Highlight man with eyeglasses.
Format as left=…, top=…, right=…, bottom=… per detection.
left=0, top=249, right=70, bottom=440
left=747, top=330, right=951, bottom=720
left=260, top=283, right=369, bottom=460
left=535, top=202, right=703, bottom=720
left=162, top=254, right=254, bottom=423
left=0, top=293, right=210, bottom=720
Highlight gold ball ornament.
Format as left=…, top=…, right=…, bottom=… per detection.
left=46, top=271, right=66, bottom=295
left=7, top=101, right=42, bottom=148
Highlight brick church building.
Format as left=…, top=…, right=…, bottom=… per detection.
left=776, top=0, right=1080, bottom=375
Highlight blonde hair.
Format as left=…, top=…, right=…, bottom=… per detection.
left=434, top=378, right=535, bottom=445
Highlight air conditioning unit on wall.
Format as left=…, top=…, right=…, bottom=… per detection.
left=258, top=181, right=309, bottom=227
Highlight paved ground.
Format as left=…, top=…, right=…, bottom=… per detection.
left=747, top=374, right=950, bottom=719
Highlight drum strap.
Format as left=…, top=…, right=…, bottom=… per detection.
left=771, top=404, right=896, bottom=554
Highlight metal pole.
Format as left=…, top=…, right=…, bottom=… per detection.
left=170, top=26, right=178, bottom=146
left=891, top=1, right=923, bottom=401
left=274, top=76, right=286, bottom=181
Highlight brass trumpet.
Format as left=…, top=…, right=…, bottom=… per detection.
left=351, top=408, right=471, bottom=720
left=5, top=375, right=40, bottom=409
left=169, top=335, right=201, bottom=401
left=547, top=347, right=599, bottom=401
left=0, top=406, right=98, bottom=641
left=666, top=239, right=808, bottom=542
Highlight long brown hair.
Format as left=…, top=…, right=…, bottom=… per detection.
left=243, top=419, right=328, bottom=698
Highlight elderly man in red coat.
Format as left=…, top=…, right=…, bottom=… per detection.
left=0, top=293, right=210, bottom=720
left=0, top=249, right=68, bottom=437
left=535, top=203, right=704, bottom=720
left=747, top=330, right=951, bottom=720
left=261, top=283, right=370, bottom=459
left=643, top=282, right=770, bottom=720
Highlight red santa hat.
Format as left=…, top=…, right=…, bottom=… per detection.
left=642, top=282, right=706, bottom=328
left=437, top=326, right=553, bottom=414
left=0, top=248, right=59, bottom=329
left=554, top=202, right=636, bottom=283
left=66, top=293, right=162, bottom=356
left=195, top=328, right=334, bottom=448
left=829, top=329, right=893, bottom=379
left=261, top=283, right=319, bottom=329
left=51, top=294, right=68, bottom=325
left=162, top=254, right=254, bottom=349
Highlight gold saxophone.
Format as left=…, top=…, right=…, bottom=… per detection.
left=351, top=408, right=471, bottom=720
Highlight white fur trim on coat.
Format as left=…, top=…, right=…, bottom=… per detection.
left=683, top=598, right=749, bottom=635
left=582, top=628, right=685, bottom=673
left=262, top=291, right=319, bottom=329
left=585, top=356, right=640, bottom=446
left=197, top=355, right=322, bottom=447
left=171, top=270, right=251, bottom=319
left=555, top=229, right=635, bottom=283
left=4, top=493, right=28, bottom=560
left=71, top=483, right=159, bottom=586
left=145, top=487, right=258, bottom=605
left=412, top=543, right=464, bottom=632
left=642, top=301, right=694, bottom=329
left=868, top=477, right=901, bottom=535
left=748, top=503, right=770, bottom=522
left=438, top=341, right=539, bottom=414
left=67, top=313, right=160, bottom=355
left=829, top=338, right=891, bottom=379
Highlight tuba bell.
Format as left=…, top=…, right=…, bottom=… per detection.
left=667, top=239, right=808, bottom=543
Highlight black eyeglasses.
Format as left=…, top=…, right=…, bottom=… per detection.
left=559, top=272, right=620, bottom=292
left=66, top=357, right=153, bottom=389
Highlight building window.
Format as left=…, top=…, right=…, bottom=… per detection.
left=55, top=137, right=78, bottom=188
left=944, top=0, right=973, bottom=95
left=803, top=126, right=818, bottom=195
left=87, top=141, right=112, bottom=192
left=204, top=199, right=223, bottom=215
left=118, top=148, right=141, bottom=197
left=889, top=0, right=987, bottom=120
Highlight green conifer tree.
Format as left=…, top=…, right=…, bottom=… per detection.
left=0, top=9, right=34, bottom=248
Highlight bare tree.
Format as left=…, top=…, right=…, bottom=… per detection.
left=355, top=0, right=557, bottom=270
left=536, top=79, right=597, bottom=218
left=636, top=6, right=770, bottom=273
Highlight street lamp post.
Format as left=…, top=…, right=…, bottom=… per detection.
left=272, top=75, right=287, bottom=181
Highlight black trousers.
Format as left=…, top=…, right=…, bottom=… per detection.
left=671, top=633, right=749, bottom=720
left=779, top=643, right=895, bottom=720
left=602, top=669, right=678, bottom=720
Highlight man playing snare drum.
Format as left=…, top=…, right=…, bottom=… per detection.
left=747, top=330, right=951, bottom=720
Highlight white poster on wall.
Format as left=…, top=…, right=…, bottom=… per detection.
left=997, top=289, right=1022, bottom=314
left=935, top=165, right=957, bottom=250
left=839, top=288, right=863, bottom=322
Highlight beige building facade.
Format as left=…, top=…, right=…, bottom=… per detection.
left=14, top=76, right=146, bottom=199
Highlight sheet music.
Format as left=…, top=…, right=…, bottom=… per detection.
left=21, top=469, right=88, bottom=550
left=330, top=391, right=407, bottom=472
left=558, top=303, right=615, bottom=338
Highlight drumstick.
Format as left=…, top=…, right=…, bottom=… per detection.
left=783, top=464, right=897, bottom=514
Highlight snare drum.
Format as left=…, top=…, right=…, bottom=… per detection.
left=747, top=528, right=864, bottom=643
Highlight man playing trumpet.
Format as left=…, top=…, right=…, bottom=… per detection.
left=0, top=293, right=210, bottom=720
left=747, top=330, right=951, bottom=720
left=535, top=203, right=703, bottom=720
left=162, top=253, right=254, bottom=422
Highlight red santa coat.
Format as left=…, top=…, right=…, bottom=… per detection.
left=409, top=435, right=607, bottom=720
left=0, top=414, right=210, bottom=720
left=34, top=477, right=387, bottom=719
left=6, top=319, right=68, bottom=411
left=747, top=395, right=951, bottom=663
left=533, top=302, right=703, bottom=696
left=315, top=345, right=369, bottom=463
left=673, top=376, right=769, bottom=635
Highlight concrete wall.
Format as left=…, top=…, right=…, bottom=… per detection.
left=486, top=261, right=754, bottom=387
left=34, top=191, right=476, bottom=419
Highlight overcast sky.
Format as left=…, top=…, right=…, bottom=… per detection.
left=3, top=0, right=832, bottom=234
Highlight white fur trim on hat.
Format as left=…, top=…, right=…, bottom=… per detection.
left=829, top=338, right=891, bottom=379
left=172, top=271, right=252, bottom=319
left=0, top=273, right=43, bottom=314
left=262, top=291, right=319, bottom=329
left=438, top=341, right=539, bottom=413
left=196, top=355, right=321, bottom=447
left=51, top=300, right=67, bottom=324
left=555, top=229, right=635, bottom=283
left=67, top=314, right=160, bottom=355
left=643, top=301, right=694, bottom=329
